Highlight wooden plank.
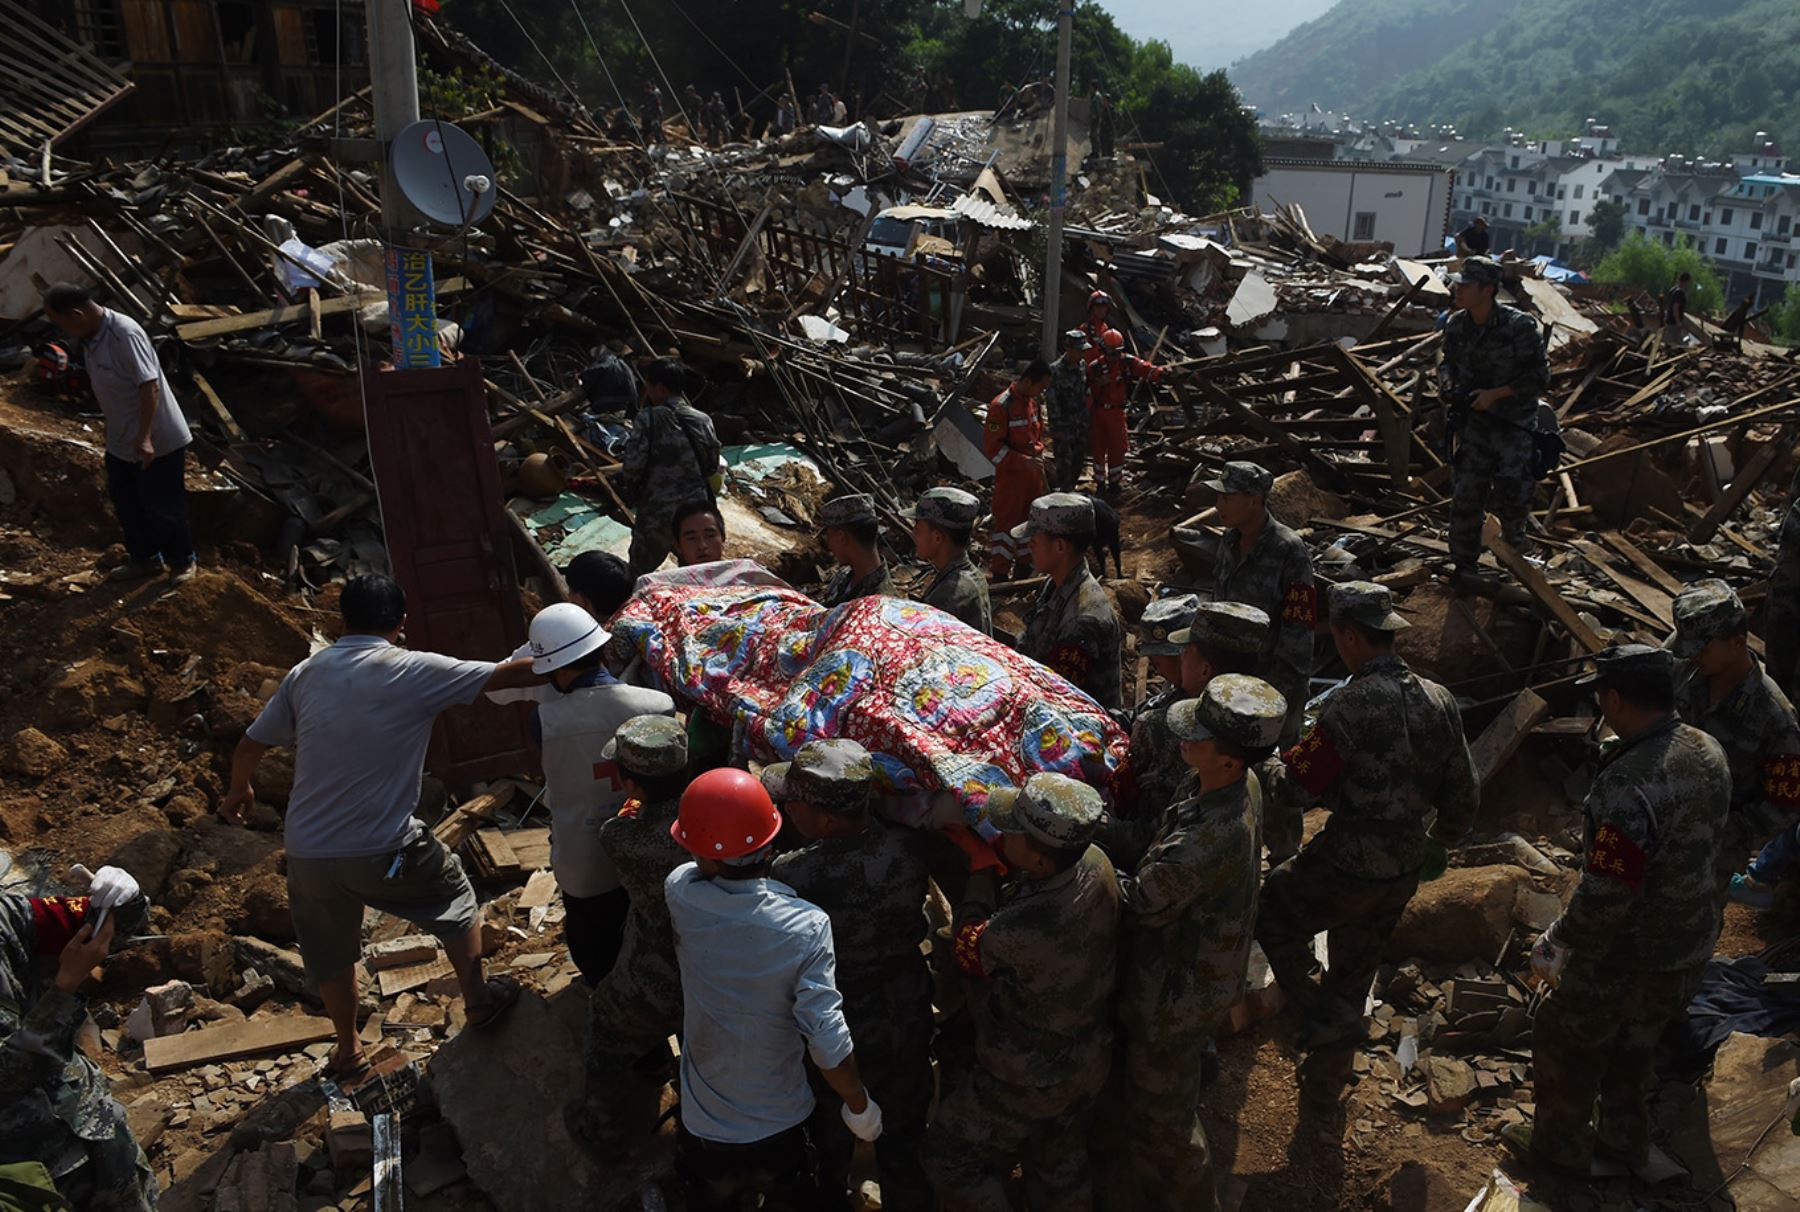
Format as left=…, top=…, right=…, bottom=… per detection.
left=377, top=956, right=454, bottom=999
left=1596, top=531, right=1683, bottom=596
left=175, top=278, right=468, bottom=339
left=1570, top=538, right=1675, bottom=627
left=1194, top=379, right=1351, bottom=492
left=472, top=829, right=520, bottom=875
left=432, top=786, right=515, bottom=850
left=1487, top=536, right=1605, bottom=653
left=190, top=370, right=245, bottom=441
left=507, top=828, right=552, bottom=873
left=143, top=1015, right=334, bottom=1074
left=1686, top=422, right=1798, bottom=544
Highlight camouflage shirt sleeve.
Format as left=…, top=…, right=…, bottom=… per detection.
left=1505, top=311, right=1550, bottom=402
left=617, top=407, right=652, bottom=496
left=1428, top=685, right=1481, bottom=848
left=1274, top=539, right=1318, bottom=685
left=1093, top=811, right=1158, bottom=872
left=1556, top=766, right=1652, bottom=953
left=1755, top=712, right=1800, bottom=819
left=1118, top=813, right=1225, bottom=929
left=1, top=895, right=89, bottom=1103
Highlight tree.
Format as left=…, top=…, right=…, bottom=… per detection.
left=1592, top=233, right=1724, bottom=312
left=1587, top=199, right=1627, bottom=252
left=1770, top=283, right=1800, bottom=346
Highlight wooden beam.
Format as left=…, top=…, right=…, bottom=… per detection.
left=143, top=1015, right=335, bottom=1074
left=1470, top=689, right=1550, bottom=786
left=1685, top=422, right=1798, bottom=544
left=1569, top=538, right=1675, bottom=627
left=175, top=278, right=468, bottom=340
left=1487, top=536, right=1604, bottom=653
left=189, top=371, right=245, bottom=442
left=1595, top=530, right=1683, bottom=596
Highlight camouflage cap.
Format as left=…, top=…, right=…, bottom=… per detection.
left=760, top=738, right=876, bottom=813
left=599, top=714, right=688, bottom=776
left=985, top=772, right=1103, bottom=851
left=900, top=486, right=981, bottom=530
left=1202, top=461, right=1273, bottom=496
left=1139, top=593, right=1201, bottom=656
left=818, top=494, right=878, bottom=529
left=1167, top=673, right=1289, bottom=750
left=1451, top=256, right=1503, bottom=286
left=1329, top=581, right=1411, bottom=631
left=1667, top=578, right=1747, bottom=658
left=1063, top=328, right=1089, bottom=350
left=1575, top=642, right=1676, bottom=688
left=1010, top=492, right=1095, bottom=543
left=1170, top=600, right=1271, bottom=654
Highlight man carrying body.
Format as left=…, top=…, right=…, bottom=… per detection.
left=1016, top=493, right=1123, bottom=711
left=566, top=715, right=693, bottom=1163
left=925, top=773, right=1120, bottom=1212
left=519, top=603, right=676, bottom=982
left=222, top=574, right=537, bottom=1080
left=768, top=741, right=934, bottom=1212
left=665, top=768, right=881, bottom=1210
left=1210, top=462, right=1317, bottom=852
left=673, top=500, right=728, bottom=567
left=904, top=486, right=991, bottom=635
left=1504, top=645, right=1729, bottom=1178
left=1096, top=676, right=1287, bottom=1212
left=1, top=865, right=157, bottom=1211
left=1086, top=330, right=1162, bottom=497
left=1046, top=331, right=1092, bottom=492
left=819, top=494, right=894, bottom=606
left=44, top=282, right=196, bottom=585
left=1257, top=582, right=1479, bottom=1050
left=984, top=360, right=1052, bottom=580
left=617, top=358, right=722, bottom=576
left=1440, top=257, right=1550, bottom=585
left=1662, top=581, right=1800, bottom=907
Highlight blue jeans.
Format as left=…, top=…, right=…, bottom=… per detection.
left=1749, top=823, right=1800, bottom=884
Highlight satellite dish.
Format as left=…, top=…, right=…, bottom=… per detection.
left=390, top=119, right=499, bottom=229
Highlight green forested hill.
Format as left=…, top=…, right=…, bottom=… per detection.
left=1230, top=0, right=1800, bottom=156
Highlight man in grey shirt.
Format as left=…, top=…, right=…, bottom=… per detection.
left=44, top=283, right=196, bottom=584
left=220, top=574, right=545, bottom=1082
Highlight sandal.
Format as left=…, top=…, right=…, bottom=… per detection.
left=466, top=976, right=522, bottom=1030
left=322, top=1049, right=374, bottom=1086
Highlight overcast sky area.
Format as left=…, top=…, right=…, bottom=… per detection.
left=1096, top=0, right=1339, bottom=70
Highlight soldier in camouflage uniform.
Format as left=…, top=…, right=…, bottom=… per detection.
left=1095, top=676, right=1287, bottom=1212
left=1504, top=645, right=1730, bottom=1176
left=1016, top=493, right=1123, bottom=710
left=903, top=487, right=991, bottom=636
left=1440, top=257, right=1551, bottom=581
left=1117, top=595, right=1200, bottom=820
left=1209, top=461, right=1317, bottom=855
left=819, top=494, right=895, bottom=606
left=566, top=715, right=691, bottom=1163
left=766, top=741, right=934, bottom=1212
left=1046, top=331, right=1092, bottom=492
left=1768, top=468, right=1800, bottom=699
left=617, top=358, right=723, bottom=575
left=1663, top=580, right=1800, bottom=906
left=1257, top=583, right=1479, bottom=1049
left=2, top=867, right=157, bottom=1211
left=925, top=773, right=1120, bottom=1212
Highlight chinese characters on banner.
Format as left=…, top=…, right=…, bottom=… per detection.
left=384, top=246, right=441, bottom=369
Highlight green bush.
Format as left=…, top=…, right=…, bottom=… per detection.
left=1770, top=283, right=1800, bottom=344
left=1593, top=233, right=1724, bottom=312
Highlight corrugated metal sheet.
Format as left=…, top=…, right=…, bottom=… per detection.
left=949, top=192, right=1034, bottom=231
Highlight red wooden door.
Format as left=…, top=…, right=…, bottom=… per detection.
left=362, top=358, right=532, bottom=786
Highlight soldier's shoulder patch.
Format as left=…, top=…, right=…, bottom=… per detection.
left=953, top=920, right=990, bottom=978
left=1282, top=725, right=1345, bottom=797
left=617, top=797, right=644, bottom=821
left=29, top=895, right=91, bottom=956
left=1282, top=582, right=1318, bottom=628
left=1586, top=820, right=1648, bottom=890
left=1763, top=753, right=1800, bottom=810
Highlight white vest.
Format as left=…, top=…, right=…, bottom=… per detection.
left=536, top=683, right=676, bottom=897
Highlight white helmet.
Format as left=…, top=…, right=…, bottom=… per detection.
left=527, top=602, right=609, bottom=674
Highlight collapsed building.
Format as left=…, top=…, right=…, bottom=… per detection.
left=2, top=8, right=1800, bottom=1212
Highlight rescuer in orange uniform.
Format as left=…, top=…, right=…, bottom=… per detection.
left=1079, top=290, right=1114, bottom=364
left=1087, top=329, right=1162, bottom=497
left=984, top=359, right=1053, bottom=579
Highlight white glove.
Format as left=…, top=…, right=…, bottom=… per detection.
left=841, top=1096, right=884, bottom=1143
left=1529, top=929, right=1569, bottom=990
left=71, top=864, right=140, bottom=911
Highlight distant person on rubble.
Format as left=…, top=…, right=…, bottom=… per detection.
left=1086, top=328, right=1163, bottom=496
left=43, top=282, right=197, bottom=586
left=1440, top=256, right=1549, bottom=588
left=578, top=340, right=638, bottom=414
left=983, top=359, right=1052, bottom=579
left=1078, top=289, right=1114, bottom=362
left=811, top=83, right=836, bottom=125
left=617, top=358, right=722, bottom=575
left=818, top=494, right=894, bottom=605
left=1662, top=271, right=1691, bottom=342
left=0, top=863, right=158, bottom=1210
left=1454, top=215, right=1490, bottom=257
left=705, top=91, right=731, bottom=145
left=1088, top=88, right=1115, bottom=159
left=641, top=83, right=665, bottom=138
left=221, top=573, right=542, bottom=1082
left=1047, top=330, right=1092, bottom=491
left=773, top=94, right=797, bottom=136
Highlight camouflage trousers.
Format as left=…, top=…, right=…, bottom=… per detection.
left=578, top=939, right=682, bottom=1149
left=1449, top=416, right=1535, bottom=573
left=42, top=1120, right=157, bottom=1212
left=1256, top=844, right=1419, bottom=1027
left=811, top=965, right=936, bottom=1212
left=923, top=1056, right=1106, bottom=1212
left=1050, top=428, right=1088, bottom=493
left=1092, top=1029, right=1218, bottom=1212
left=1531, top=957, right=1702, bottom=1171
left=628, top=522, right=677, bottom=577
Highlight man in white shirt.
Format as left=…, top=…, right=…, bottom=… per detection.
left=44, top=283, right=196, bottom=584
left=220, top=574, right=545, bottom=1082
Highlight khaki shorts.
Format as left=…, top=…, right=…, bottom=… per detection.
left=285, top=827, right=480, bottom=987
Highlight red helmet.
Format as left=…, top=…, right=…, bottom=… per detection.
left=1088, top=289, right=1110, bottom=307
left=671, top=768, right=783, bottom=859
left=1101, top=329, right=1126, bottom=351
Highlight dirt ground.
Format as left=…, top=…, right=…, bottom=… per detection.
left=0, top=371, right=1789, bottom=1212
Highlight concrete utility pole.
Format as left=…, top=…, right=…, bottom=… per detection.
left=1039, top=0, right=1073, bottom=362
left=364, top=0, right=439, bottom=369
